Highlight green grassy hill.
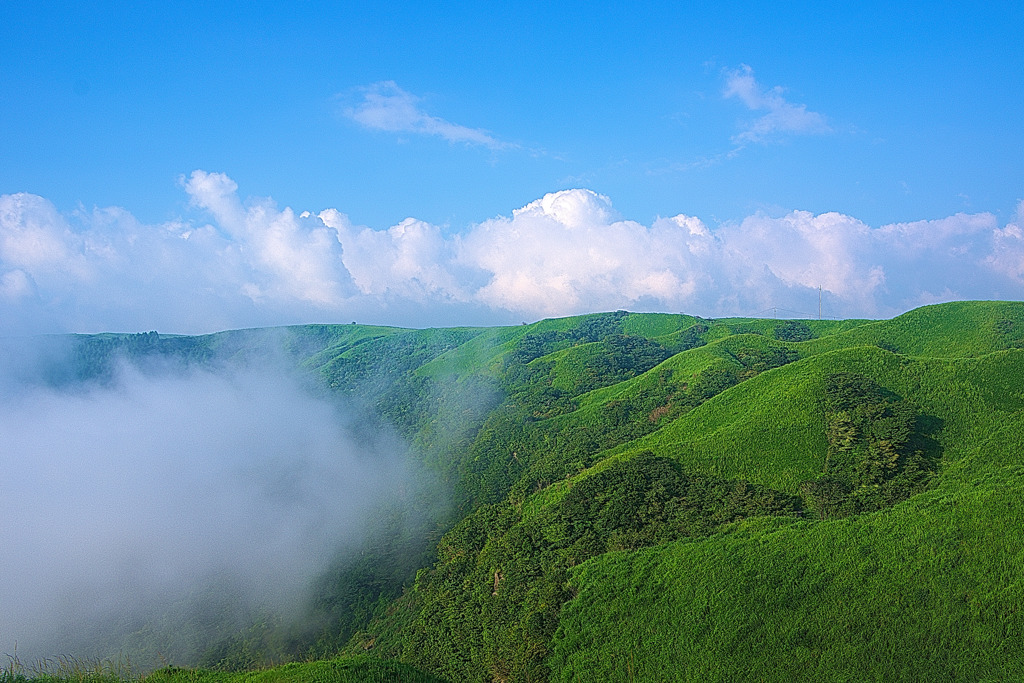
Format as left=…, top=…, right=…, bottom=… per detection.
left=550, top=415, right=1024, bottom=681
left=354, top=301, right=1024, bottom=681
left=10, top=301, right=1024, bottom=682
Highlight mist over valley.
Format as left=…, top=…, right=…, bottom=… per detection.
left=0, top=333, right=446, bottom=668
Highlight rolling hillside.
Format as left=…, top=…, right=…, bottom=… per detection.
left=5, top=301, right=1023, bottom=682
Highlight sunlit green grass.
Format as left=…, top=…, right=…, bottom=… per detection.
left=549, top=416, right=1024, bottom=681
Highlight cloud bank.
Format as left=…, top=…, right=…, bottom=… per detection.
left=2, top=171, right=1022, bottom=334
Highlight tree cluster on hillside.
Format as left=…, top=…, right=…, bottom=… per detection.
left=773, top=320, right=817, bottom=342
left=396, top=453, right=801, bottom=682
left=801, top=372, right=937, bottom=518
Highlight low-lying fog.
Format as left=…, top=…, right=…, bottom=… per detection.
left=0, top=350, right=430, bottom=666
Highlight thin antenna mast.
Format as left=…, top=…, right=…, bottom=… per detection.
left=818, top=286, right=822, bottom=320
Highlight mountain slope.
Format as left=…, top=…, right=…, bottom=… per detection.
left=350, top=301, right=1024, bottom=681
left=550, top=412, right=1024, bottom=681
left=7, top=301, right=1023, bottom=681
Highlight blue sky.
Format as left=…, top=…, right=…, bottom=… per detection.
left=1, top=1, right=1023, bottom=333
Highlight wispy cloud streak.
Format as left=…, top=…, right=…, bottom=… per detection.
left=723, top=65, right=831, bottom=144
left=342, top=81, right=511, bottom=149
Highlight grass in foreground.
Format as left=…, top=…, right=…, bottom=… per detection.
left=2, top=656, right=447, bottom=683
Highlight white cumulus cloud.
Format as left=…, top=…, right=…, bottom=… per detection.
left=184, top=170, right=354, bottom=307
left=319, top=210, right=470, bottom=302
left=987, top=200, right=1024, bottom=281
left=460, top=190, right=711, bottom=315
